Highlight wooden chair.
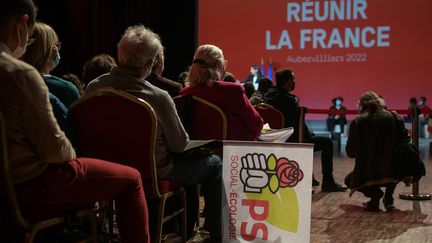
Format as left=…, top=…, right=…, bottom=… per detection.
left=254, top=103, right=285, bottom=129
left=173, top=95, right=227, bottom=230
left=174, top=95, right=227, bottom=141
left=0, top=110, right=97, bottom=243
left=71, top=88, right=186, bottom=243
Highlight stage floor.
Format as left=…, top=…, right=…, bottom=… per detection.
left=310, top=138, right=432, bottom=243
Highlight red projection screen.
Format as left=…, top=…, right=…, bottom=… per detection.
left=197, top=0, right=432, bottom=111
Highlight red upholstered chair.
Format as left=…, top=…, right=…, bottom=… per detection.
left=173, top=95, right=227, bottom=228
left=0, top=110, right=97, bottom=243
left=254, top=103, right=285, bottom=129
left=173, top=95, right=227, bottom=141
left=71, top=88, right=186, bottom=243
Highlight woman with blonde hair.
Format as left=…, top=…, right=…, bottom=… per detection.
left=180, top=44, right=263, bottom=140
left=21, top=21, right=79, bottom=107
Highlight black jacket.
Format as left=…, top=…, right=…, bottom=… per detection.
left=346, top=109, right=424, bottom=190
left=263, top=87, right=311, bottom=142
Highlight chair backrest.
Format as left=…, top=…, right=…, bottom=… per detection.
left=0, top=110, right=31, bottom=229
left=254, top=103, right=285, bottom=129
left=173, top=95, right=228, bottom=140
left=71, top=88, right=160, bottom=197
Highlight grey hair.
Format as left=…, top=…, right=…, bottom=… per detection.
left=117, top=25, right=163, bottom=69
left=187, top=44, right=225, bottom=87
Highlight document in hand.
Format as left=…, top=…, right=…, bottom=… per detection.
left=258, top=127, right=294, bottom=143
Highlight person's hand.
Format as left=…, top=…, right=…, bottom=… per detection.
left=240, top=154, right=269, bottom=193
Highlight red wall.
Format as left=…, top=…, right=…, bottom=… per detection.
left=198, top=0, right=432, bottom=110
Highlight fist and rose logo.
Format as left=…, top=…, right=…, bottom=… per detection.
left=240, top=153, right=304, bottom=193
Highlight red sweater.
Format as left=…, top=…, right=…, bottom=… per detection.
left=180, top=81, right=263, bottom=141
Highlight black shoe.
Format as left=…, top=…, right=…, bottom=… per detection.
left=383, top=197, right=395, bottom=211
left=312, top=177, right=320, bottom=187
left=362, top=199, right=380, bottom=212
left=321, top=182, right=348, bottom=192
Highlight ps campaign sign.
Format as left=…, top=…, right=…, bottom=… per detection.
left=222, top=141, right=313, bottom=242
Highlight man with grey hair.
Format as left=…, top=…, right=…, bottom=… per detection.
left=86, top=25, right=222, bottom=241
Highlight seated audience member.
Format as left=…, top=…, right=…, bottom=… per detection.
left=250, top=76, right=274, bottom=105
left=264, top=68, right=347, bottom=192
left=86, top=26, right=222, bottom=241
left=223, top=71, right=237, bottom=83
left=19, top=21, right=75, bottom=137
left=146, top=51, right=182, bottom=97
left=243, top=81, right=256, bottom=99
left=82, top=53, right=117, bottom=88
left=326, top=96, right=347, bottom=133
left=62, top=73, right=85, bottom=95
left=244, top=64, right=262, bottom=90
left=181, top=44, right=264, bottom=141
left=418, top=96, right=431, bottom=138
left=0, top=1, right=150, bottom=242
left=21, top=22, right=79, bottom=108
left=345, top=92, right=424, bottom=211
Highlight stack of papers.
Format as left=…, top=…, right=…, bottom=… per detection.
left=258, top=127, right=294, bottom=143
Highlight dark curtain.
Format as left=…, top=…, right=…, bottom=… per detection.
left=34, top=0, right=196, bottom=81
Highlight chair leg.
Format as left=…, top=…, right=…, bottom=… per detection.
left=24, top=232, right=35, bottom=243
left=195, top=185, right=200, bottom=229
left=108, top=200, right=114, bottom=236
left=180, top=189, right=187, bottom=242
left=156, top=195, right=168, bottom=243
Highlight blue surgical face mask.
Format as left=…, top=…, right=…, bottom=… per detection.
left=335, top=100, right=342, bottom=106
left=52, top=51, right=60, bottom=69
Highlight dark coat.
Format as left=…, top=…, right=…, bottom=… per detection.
left=244, top=74, right=262, bottom=84
left=263, top=87, right=311, bottom=142
left=346, top=109, right=410, bottom=191
left=328, top=105, right=347, bottom=124
left=146, top=73, right=182, bottom=98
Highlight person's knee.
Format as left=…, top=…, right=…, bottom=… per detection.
left=208, top=154, right=222, bottom=166
left=116, top=165, right=142, bottom=185
left=207, top=155, right=223, bottom=178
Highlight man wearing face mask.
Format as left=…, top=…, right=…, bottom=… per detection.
left=327, top=96, right=347, bottom=133
left=264, top=68, right=348, bottom=192
left=21, top=22, right=80, bottom=108
left=0, top=1, right=154, bottom=242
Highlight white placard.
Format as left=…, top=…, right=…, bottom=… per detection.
left=222, top=141, right=313, bottom=243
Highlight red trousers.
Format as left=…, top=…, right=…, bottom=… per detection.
left=15, top=158, right=150, bottom=243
